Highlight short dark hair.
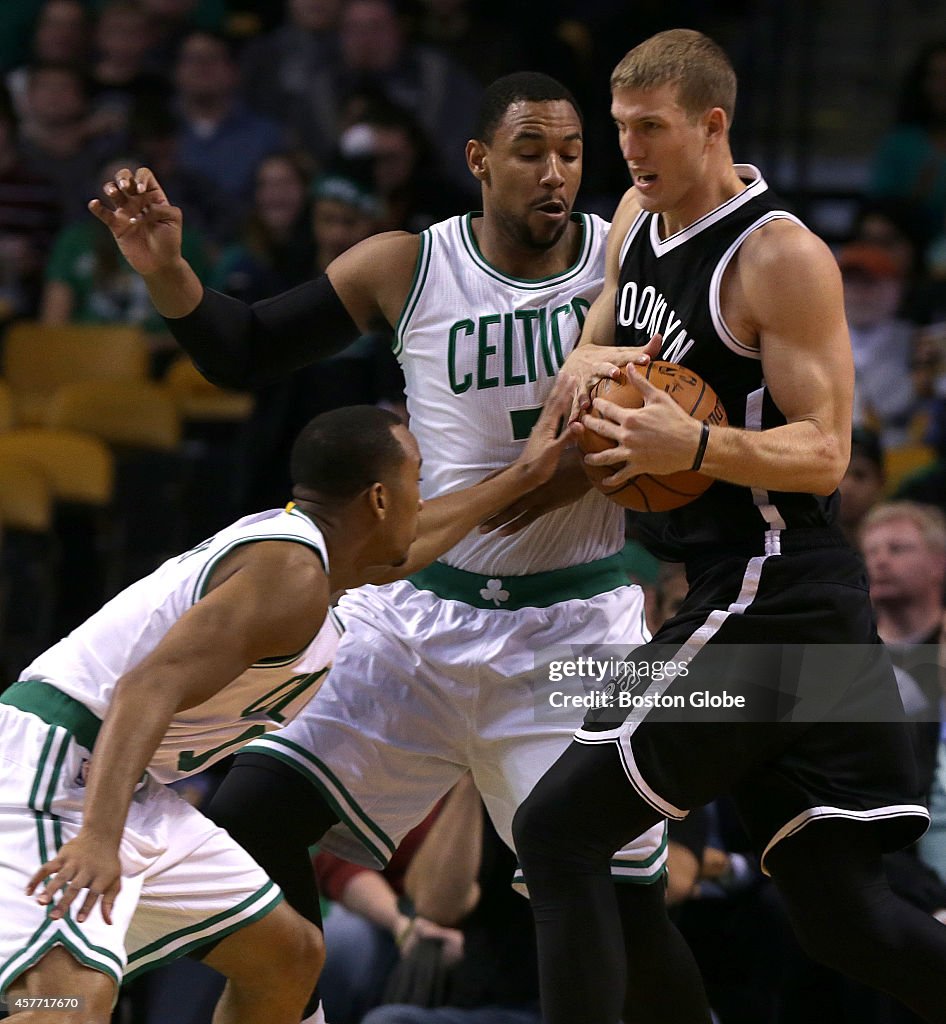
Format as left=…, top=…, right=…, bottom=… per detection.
left=475, top=72, right=582, bottom=144
left=290, top=405, right=406, bottom=501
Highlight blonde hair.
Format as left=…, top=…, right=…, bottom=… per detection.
left=611, top=29, right=737, bottom=123
left=862, top=500, right=946, bottom=554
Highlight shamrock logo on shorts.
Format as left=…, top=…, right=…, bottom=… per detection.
left=480, top=578, right=510, bottom=606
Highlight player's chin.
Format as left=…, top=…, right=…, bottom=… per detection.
left=527, top=220, right=570, bottom=251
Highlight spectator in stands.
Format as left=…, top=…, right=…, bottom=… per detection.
left=333, top=98, right=469, bottom=232
left=853, top=199, right=929, bottom=284
left=128, top=103, right=231, bottom=250
left=240, top=0, right=343, bottom=123
left=838, top=427, right=887, bottom=548
left=895, top=395, right=946, bottom=508
left=840, top=240, right=919, bottom=448
left=210, top=151, right=316, bottom=305
left=310, top=171, right=379, bottom=268
left=5, top=0, right=90, bottom=120
left=869, top=41, right=946, bottom=238
left=315, top=802, right=455, bottom=1024
left=413, top=0, right=524, bottom=87
left=0, top=100, right=60, bottom=321
left=862, top=500, right=946, bottom=708
left=360, top=773, right=542, bottom=1024
left=18, top=63, right=116, bottom=223
left=88, top=1, right=167, bottom=141
left=285, top=0, right=481, bottom=194
left=140, top=0, right=226, bottom=70
left=172, top=30, right=285, bottom=213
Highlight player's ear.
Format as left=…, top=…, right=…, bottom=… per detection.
left=368, top=482, right=387, bottom=520
left=467, top=139, right=490, bottom=184
left=704, top=106, right=727, bottom=142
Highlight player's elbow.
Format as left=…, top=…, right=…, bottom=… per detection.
left=809, top=435, right=848, bottom=495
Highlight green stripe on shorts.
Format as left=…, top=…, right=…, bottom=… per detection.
left=124, top=880, right=283, bottom=981
left=243, top=735, right=396, bottom=866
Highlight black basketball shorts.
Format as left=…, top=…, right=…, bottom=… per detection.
left=577, top=535, right=930, bottom=870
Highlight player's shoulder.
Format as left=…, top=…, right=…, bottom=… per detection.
left=206, top=522, right=329, bottom=601
left=358, top=229, right=422, bottom=261
left=601, top=188, right=643, bottom=257
left=612, top=188, right=644, bottom=234
left=739, top=215, right=833, bottom=274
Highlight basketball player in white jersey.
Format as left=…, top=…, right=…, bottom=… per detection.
left=1, top=395, right=576, bottom=1024
left=89, top=73, right=671, bottom=1022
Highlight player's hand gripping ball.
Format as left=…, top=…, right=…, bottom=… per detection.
left=579, top=360, right=728, bottom=512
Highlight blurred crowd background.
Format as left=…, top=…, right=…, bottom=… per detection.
left=4, top=2, right=946, bottom=1023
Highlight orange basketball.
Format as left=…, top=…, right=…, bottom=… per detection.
left=579, top=360, right=728, bottom=512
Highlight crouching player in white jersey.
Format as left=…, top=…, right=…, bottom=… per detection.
left=90, top=73, right=676, bottom=1022
left=0, top=391, right=576, bottom=1024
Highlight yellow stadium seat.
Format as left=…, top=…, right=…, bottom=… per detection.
left=0, top=458, right=53, bottom=532
left=2, top=321, right=149, bottom=425
left=163, top=354, right=254, bottom=422
left=0, top=378, right=13, bottom=431
left=0, top=428, right=114, bottom=505
left=46, top=379, right=182, bottom=452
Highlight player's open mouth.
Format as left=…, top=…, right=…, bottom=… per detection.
left=535, top=201, right=567, bottom=217
left=635, top=173, right=658, bottom=189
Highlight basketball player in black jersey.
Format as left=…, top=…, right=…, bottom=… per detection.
left=511, top=29, right=946, bottom=1024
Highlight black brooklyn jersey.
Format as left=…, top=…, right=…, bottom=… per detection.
left=614, top=165, right=840, bottom=561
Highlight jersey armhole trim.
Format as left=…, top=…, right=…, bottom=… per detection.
left=191, top=535, right=328, bottom=666
left=618, top=211, right=649, bottom=266
left=709, top=211, right=804, bottom=360
left=393, top=230, right=431, bottom=357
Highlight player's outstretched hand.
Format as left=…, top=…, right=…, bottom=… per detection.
left=26, top=832, right=122, bottom=925
left=88, top=166, right=183, bottom=278
left=513, top=372, right=580, bottom=488
left=480, top=374, right=584, bottom=536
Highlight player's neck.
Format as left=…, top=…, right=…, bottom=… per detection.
left=658, top=163, right=747, bottom=239
left=288, top=499, right=368, bottom=593
left=472, top=214, right=581, bottom=281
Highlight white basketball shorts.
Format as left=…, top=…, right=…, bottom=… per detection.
left=244, top=569, right=667, bottom=883
left=0, top=699, right=282, bottom=996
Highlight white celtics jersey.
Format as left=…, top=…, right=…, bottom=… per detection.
left=20, top=507, right=339, bottom=783
left=396, top=212, right=623, bottom=575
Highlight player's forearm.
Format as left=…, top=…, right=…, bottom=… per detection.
left=405, top=778, right=481, bottom=926
left=701, top=420, right=847, bottom=495
left=158, top=274, right=362, bottom=389
left=142, top=255, right=204, bottom=318
left=368, top=461, right=547, bottom=583
left=81, top=673, right=180, bottom=845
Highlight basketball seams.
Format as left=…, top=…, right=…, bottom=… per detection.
left=579, top=360, right=726, bottom=511
left=686, top=380, right=707, bottom=416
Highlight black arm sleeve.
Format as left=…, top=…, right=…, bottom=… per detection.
left=162, top=274, right=362, bottom=389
